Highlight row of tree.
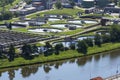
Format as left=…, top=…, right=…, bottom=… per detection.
left=0, top=0, right=15, bottom=7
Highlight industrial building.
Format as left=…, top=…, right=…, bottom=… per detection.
left=81, top=0, right=110, bottom=8
left=81, top=0, right=94, bottom=8
left=97, top=0, right=109, bottom=8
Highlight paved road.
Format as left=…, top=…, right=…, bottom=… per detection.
left=39, top=25, right=101, bottom=44
left=26, top=9, right=54, bottom=17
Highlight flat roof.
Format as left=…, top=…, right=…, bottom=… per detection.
left=83, top=0, right=94, bottom=1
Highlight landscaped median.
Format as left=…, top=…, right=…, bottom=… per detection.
left=0, top=42, right=120, bottom=69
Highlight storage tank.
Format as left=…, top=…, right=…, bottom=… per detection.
left=82, top=0, right=95, bottom=8
left=97, top=0, right=109, bottom=8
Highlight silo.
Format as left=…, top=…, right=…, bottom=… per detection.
left=97, top=0, right=109, bottom=8
left=82, top=0, right=95, bottom=8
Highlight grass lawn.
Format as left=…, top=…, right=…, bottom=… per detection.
left=59, top=28, right=83, bottom=35
left=0, top=28, right=28, bottom=33
left=0, top=42, right=120, bottom=69
left=12, top=28, right=28, bottom=32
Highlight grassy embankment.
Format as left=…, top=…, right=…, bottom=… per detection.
left=27, top=8, right=85, bottom=18
left=0, top=42, right=120, bottom=69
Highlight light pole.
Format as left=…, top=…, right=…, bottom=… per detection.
left=116, top=64, right=119, bottom=79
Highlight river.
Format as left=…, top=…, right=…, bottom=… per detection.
left=0, top=49, right=120, bottom=80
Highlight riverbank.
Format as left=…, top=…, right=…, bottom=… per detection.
left=0, top=42, right=120, bottom=69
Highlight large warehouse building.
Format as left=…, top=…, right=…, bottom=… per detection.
left=81, top=0, right=109, bottom=8
left=81, top=0, right=94, bottom=8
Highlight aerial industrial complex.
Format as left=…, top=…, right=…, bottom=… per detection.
left=0, top=0, right=120, bottom=80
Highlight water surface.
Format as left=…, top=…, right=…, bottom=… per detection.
left=0, top=49, right=120, bottom=80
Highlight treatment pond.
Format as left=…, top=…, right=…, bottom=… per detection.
left=68, top=20, right=98, bottom=24
left=51, top=24, right=82, bottom=28
left=0, top=49, right=120, bottom=80
left=28, top=28, right=62, bottom=33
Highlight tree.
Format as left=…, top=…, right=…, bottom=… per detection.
left=69, top=0, right=75, bottom=7
left=0, top=47, right=3, bottom=58
left=55, top=0, right=62, bottom=9
left=32, top=44, right=38, bottom=53
left=0, top=11, right=13, bottom=21
left=0, top=0, right=14, bottom=7
left=100, top=19, right=107, bottom=26
left=7, top=22, right=12, bottom=30
left=110, top=24, right=120, bottom=42
left=54, top=44, right=60, bottom=55
left=44, top=42, right=53, bottom=56
left=118, top=1, right=120, bottom=7
left=58, top=43, right=64, bottom=51
left=2, top=11, right=13, bottom=20
left=102, top=34, right=111, bottom=43
left=84, top=38, right=94, bottom=47
left=44, top=48, right=53, bottom=56
left=114, top=0, right=118, bottom=5
left=77, top=40, right=88, bottom=55
left=21, top=43, right=32, bottom=59
left=70, top=43, right=76, bottom=50
left=44, top=42, right=52, bottom=49
left=94, top=34, right=102, bottom=47
left=8, top=45, right=15, bottom=62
